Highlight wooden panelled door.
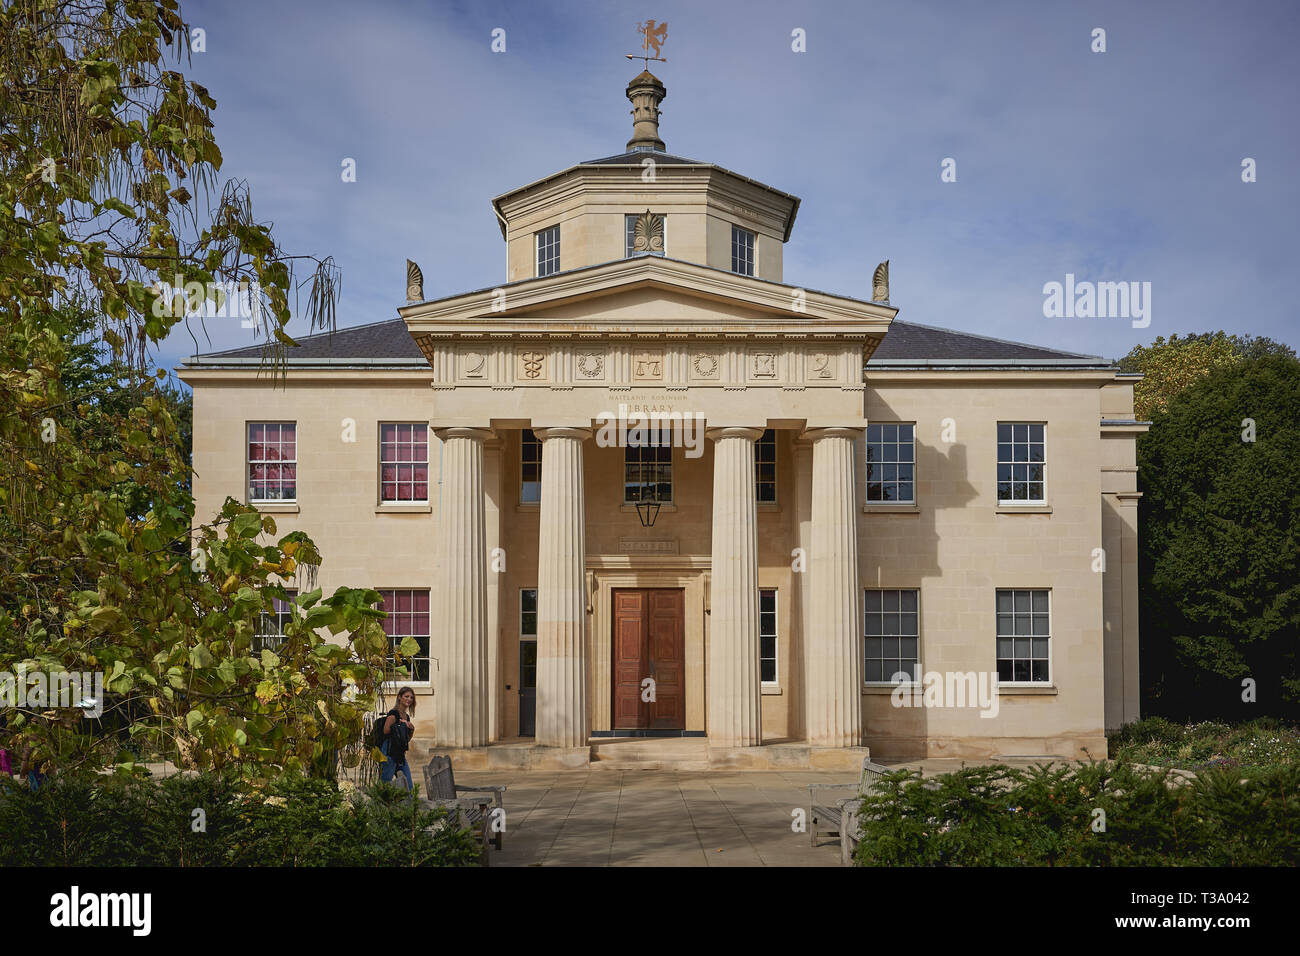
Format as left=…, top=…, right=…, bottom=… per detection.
left=612, top=589, right=686, bottom=731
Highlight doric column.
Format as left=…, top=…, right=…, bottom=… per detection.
left=706, top=426, right=765, bottom=747
left=433, top=427, right=492, bottom=747
left=533, top=427, right=592, bottom=749
left=805, top=427, right=864, bottom=747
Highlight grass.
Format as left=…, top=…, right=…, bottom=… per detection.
left=1108, top=716, right=1300, bottom=774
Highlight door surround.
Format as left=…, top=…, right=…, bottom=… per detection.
left=612, top=588, right=686, bottom=731
left=587, top=562, right=706, bottom=735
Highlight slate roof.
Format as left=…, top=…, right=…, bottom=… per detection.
left=867, top=320, right=1107, bottom=365
left=581, top=150, right=709, bottom=166
left=189, top=318, right=425, bottom=363
left=187, top=318, right=1108, bottom=367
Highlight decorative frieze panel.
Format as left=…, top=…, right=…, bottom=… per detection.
left=515, top=346, right=549, bottom=382
left=632, top=349, right=664, bottom=382
left=748, top=348, right=778, bottom=380
left=428, top=340, right=855, bottom=389
left=575, top=349, right=606, bottom=381
left=458, top=346, right=488, bottom=381
left=689, top=349, right=720, bottom=382
left=806, top=350, right=836, bottom=382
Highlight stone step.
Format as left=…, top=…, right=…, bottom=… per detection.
left=402, top=739, right=871, bottom=771
left=589, top=737, right=709, bottom=770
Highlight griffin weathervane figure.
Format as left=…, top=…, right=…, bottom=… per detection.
left=626, top=19, right=668, bottom=68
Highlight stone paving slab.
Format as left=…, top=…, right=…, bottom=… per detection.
left=455, top=769, right=858, bottom=866
left=455, top=758, right=1077, bottom=867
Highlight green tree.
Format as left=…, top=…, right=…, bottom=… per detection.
left=1137, top=355, right=1300, bottom=717
left=0, top=0, right=389, bottom=779
left=1117, top=332, right=1296, bottom=420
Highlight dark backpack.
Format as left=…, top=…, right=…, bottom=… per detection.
left=367, top=710, right=395, bottom=749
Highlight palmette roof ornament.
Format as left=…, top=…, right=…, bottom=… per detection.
left=406, top=259, right=424, bottom=303
left=872, top=260, right=889, bottom=304
left=632, top=209, right=664, bottom=254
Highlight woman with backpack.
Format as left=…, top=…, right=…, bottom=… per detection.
left=378, top=687, right=417, bottom=791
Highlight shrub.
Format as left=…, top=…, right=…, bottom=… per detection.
left=1109, top=716, right=1300, bottom=773
left=0, top=772, right=481, bottom=867
left=854, top=761, right=1299, bottom=866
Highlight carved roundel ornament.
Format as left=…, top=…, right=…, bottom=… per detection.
left=692, top=352, right=718, bottom=377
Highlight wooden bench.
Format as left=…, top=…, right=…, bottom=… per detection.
left=808, top=758, right=892, bottom=865
left=420, top=755, right=508, bottom=859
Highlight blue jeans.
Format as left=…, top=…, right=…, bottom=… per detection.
left=380, top=740, right=412, bottom=791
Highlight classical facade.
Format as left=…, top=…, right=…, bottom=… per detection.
left=180, top=71, right=1146, bottom=768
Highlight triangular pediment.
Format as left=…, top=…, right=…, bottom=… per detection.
left=519, top=283, right=788, bottom=322
left=398, top=255, right=895, bottom=341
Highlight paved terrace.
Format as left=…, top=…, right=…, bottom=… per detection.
left=458, top=758, right=1063, bottom=867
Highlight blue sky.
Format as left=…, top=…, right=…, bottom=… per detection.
left=159, top=0, right=1300, bottom=373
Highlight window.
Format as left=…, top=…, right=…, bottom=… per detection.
left=759, top=589, right=778, bottom=683
left=536, top=224, right=560, bottom=277
left=379, top=423, right=429, bottom=503
left=730, top=224, right=755, bottom=276
left=248, top=423, right=296, bottom=502
left=864, top=589, right=919, bottom=683
left=520, top=429, right=542, bottom=503
left=755, top=429, right=777, bottom=503
left=625, top=212, right=666, bottom=257
left=997, top=423, right=1046, bottom=502
left=520, top=587, right=537, bottom=691
left=866, top=423, right=914, bottom=503
left=377, top=589, right=431, bottom=682
left=254, top=590, right=297, bottom=654
left=996, top=589, right=1050, bottom=683
left=624, top=439, right=672, bottom=503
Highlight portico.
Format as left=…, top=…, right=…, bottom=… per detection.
left=400, top=253, right=891, bottom=766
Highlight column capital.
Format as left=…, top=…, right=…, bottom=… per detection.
left=802, top=425, right=862, bottom=442
left=706, top=426, right=765, bottom=443
left=433, top=426, right=494, bottom=442
left=533, top=426, right=593, bottom=442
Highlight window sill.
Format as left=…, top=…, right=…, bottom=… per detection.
left=253, top=503, right=299, bottom=514
left=997, top=684, right=1057, bottom=696
left=516, top=501, right=540, bottom=513
left=863, top=683, right=916, bottom=694
left=375, top=504, right=432, bottom=514
left=996, top=504, right=1052, bottom=514
left=864, top=504, right=919, bottom=514
left=761, top=684, right=782, bottom=696
left=757, top=502, right=781, bottom=512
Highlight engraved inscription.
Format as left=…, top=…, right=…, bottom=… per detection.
left=618, top=537, right=678, bottom=554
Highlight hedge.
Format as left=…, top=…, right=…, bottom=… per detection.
left=854, top=761, right=1299, bottom=866
left=0, top=772, right=482, bottom=867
